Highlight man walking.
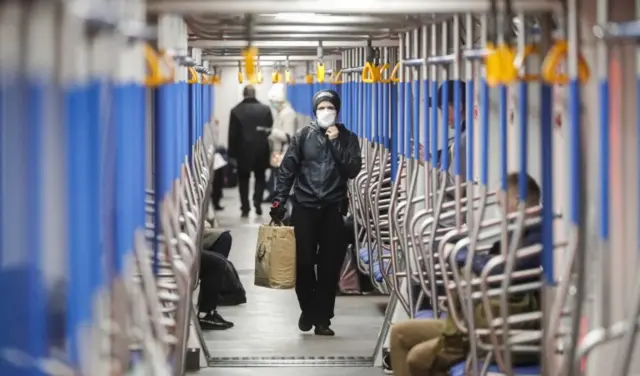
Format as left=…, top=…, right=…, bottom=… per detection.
left=228, top=85, right=273, bottom=217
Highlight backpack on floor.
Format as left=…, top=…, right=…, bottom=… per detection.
left=216, top=255, right=247, bottom=306
left=338, top=245, right=361, bottom=295
left=223, top=163, right=238, bottom=188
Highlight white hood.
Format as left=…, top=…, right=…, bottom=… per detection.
left=267, top=83, right=286, bottom=103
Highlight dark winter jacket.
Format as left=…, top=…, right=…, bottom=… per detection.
left=274, top=122, right=362, bottom=208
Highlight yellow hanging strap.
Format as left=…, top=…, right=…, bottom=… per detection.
left=255, top=69, right=264, bottom=84
left=187, top=67, right=199, bottom=84
left=387, top=62, right=401, bottom=84
left=513, top=45, right=540, bottom=82
left=272, top=70, right=282, bottom=84
left=242, top=46, right=258, bottom=81
left=285, top=69, right=293, bottom=84
left=316, top=63, right=326, bottom=83
left=485, top=42, right=518, bottom=87
left=541, top=40, right=590, bottom=85
left=484, top=43, right=501, bottom=87
left=330, top=69, right=343, bottom=84
left=249, top=67, right=259, bottom=84
left=144, top=44, right=173, bottom=87
left=305, top=74, right=314, bottom=84
left=378, top=63, right=391, bottom=83
left=361, top=62, right=380, bottom=83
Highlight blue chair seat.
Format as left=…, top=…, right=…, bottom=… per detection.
left=486, top=364, right=540, bottom=375
left=415, top=310, right=448, bottom=319
left=415, top=310, right=436, bottom=319
left=449, top=362, right=540, bottom=376
left=359, top=247, right=391, bottom=265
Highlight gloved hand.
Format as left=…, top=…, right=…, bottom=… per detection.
left=269, top=200, right=286, bottom=223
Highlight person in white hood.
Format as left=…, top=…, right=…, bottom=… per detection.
left=265, top=83, right=298, bottom=200
left=267, top=83, right=298, bottom=162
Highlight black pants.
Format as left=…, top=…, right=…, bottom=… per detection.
left=211, top=168, right=224, bottom=206
left=292, top=203, right=347, bottom=326
left=238, top=168, right=266, bottom=213
left=198, top=233, right=233, bottom=312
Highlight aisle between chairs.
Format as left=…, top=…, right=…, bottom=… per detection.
left=202, top=187, right=388, bottom=366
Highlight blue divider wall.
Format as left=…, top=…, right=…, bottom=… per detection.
left=0, top=62, right=215, bottom=370
left=287, top=82, right=339, bottom=120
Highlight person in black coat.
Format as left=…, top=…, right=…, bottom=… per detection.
left=269, top=89, right=362, bottom=336
left=228, top=85, right=274, bottom=217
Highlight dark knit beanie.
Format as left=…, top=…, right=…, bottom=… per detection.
left=312, top=89, right=341, bottom=115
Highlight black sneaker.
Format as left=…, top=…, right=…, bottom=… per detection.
left=314, top=325, right=335, bottom=336
left=199, top=311, right=234, bottom=330
left=382, top=348, right=392, bottom=374
left=254, top=206, right=263, bottom=216
left=298, top=314, right=313, bottom=332
left=241, top=211, right=249, bottom=218
left=214, top=204, right=224, bottom=211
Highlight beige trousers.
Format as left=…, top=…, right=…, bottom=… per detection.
left=389, top=319, right=447, bottom=376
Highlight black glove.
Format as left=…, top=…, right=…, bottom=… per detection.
left=269, top=200, right=286, bottom=223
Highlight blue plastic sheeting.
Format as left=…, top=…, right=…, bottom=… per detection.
left=449, top=362, right=540, bottom=376
left=357, top=247, right=392, bottom=282
left=358, top=246, right=391, bottom=265
left=373, top=259, right=391, bottom=282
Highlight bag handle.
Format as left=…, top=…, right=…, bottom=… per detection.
left=257, top=244, right=267, bottom=261
left=269, top=219, right=284, bottom=226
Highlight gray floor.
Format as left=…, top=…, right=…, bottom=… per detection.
left=199, top=186, right=388, bottom=375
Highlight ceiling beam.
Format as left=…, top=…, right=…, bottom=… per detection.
left=204, top=55, right=341, bottom=61
left=253, top=15, right=413, bottom=25
left=187, top=24, right=396, bottom=33
left=148, top=0, right=562, bottom=15
left=189, top=39, right=398, bottom=48
left=191, top=34, right=391, bottom=41
left=190, top=14, right=414, bottom=25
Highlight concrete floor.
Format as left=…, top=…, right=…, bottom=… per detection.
left=198, top=186, right=388, bottom=375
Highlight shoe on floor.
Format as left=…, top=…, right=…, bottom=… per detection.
left=254, top=206, right=263, bottom=216
left=241, top=211, right=249, bottom=218
left=214, top=204, right=224, bottom=211
left=199, top=311, right=234, bottom=330
left=382, top=348, right=393, bottom=374
left=314, top=325, right=335, bottom=336
left=298, top=314, right=313, bottom=332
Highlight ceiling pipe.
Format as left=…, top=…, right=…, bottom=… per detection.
left=204, top=55, right=340, bottom=61
left=186, top=20, right=395, bottom=40
left=190, top=39, right=399, bottom=48
left=212, top=61, right=281, bottom=67
left=188, top=14, right=419, bottom=25
left=148, top=0, right=563, bottom=15
left=191, top=33, right=395, bottom=40
left=187, top=23, right=398, bottom=34
left=204, top=51, right=342, bottom=57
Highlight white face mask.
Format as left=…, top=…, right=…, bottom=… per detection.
left=316, top=109, right=337, bottom=129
